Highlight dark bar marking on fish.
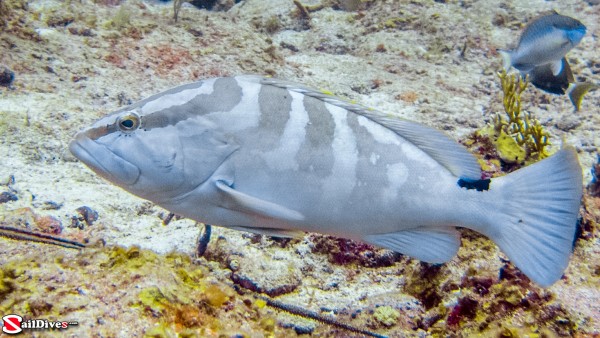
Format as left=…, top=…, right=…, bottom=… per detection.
left=255, top=294, right=388, bottom=338
left=296, top=95, right=335, bottom=176
left=256, top=83, right=292, bottom=150
left=141, top=77, right=243, bottom=131
left=345, top=112, right=400, bottom=193
left=0, top=225, right=86, bottom=249
left=457, top=178, right=491, bottom=191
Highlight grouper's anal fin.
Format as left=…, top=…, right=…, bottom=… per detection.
left=216, top=180, right=305, bottom=223
left=363, top=227, right=461, bottom=263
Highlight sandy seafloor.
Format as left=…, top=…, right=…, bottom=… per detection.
left=0, top=0, right=599, bottom=337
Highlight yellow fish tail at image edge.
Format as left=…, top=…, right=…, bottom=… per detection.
left=69, top=75, right=583, bottom=287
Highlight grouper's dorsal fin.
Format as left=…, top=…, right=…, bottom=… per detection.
left=360, top=112, right=482, bottom=180
left=253, top=76, right=482, bottom=181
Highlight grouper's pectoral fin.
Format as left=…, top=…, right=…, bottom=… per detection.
left=215, top=180, right=305, bottom=223
left=363, top=227, right=461, bottom=264
left=229, top=226, right=304, bottom=238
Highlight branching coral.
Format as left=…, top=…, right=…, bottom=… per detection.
left=493, top=71, right=552, bottom=160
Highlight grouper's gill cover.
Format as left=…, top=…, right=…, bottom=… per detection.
left=70, top=75, right=583, bottom=287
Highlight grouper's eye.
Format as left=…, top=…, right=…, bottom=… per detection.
left=117, top=113, right=140, bottom=132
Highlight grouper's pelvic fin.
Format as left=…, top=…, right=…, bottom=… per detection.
left=482, top=147, right=582, bottom=287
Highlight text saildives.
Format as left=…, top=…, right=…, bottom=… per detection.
left=16, top=319, right=75, bottom=329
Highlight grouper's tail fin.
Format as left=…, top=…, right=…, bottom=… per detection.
left=486, top=147, right=582, bottom=287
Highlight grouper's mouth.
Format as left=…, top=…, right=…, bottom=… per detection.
left=69, top=133, right=140, bottom=186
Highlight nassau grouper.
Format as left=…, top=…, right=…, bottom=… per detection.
left=70, top=76, right=583, bottom=287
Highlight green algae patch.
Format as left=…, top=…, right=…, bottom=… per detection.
left=99, top=245, right=158, bottom=269
left=0, top=269, right=15, bottom=298
left=138, top=287, right=171, bottom=313
left=488, top=284, right=524, bottom=307
left=373, top=305, right=400, bottom=327
left=477, top=126, right=526, bottom=164
left=494, top=130, right=526, bottom=164
left=204, top=284, right=230, bottom=307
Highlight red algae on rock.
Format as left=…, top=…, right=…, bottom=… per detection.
left=309, top=234, right=402, bottom=267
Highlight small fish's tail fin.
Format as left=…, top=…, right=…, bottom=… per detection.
left=484, top=147, right=582, bottom=287
left=498, top=50, right=512, bottom=72
left=568, top=82, right=600, bottom=111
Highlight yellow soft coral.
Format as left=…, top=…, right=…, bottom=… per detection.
left=494, top=71, right=552, bottom=161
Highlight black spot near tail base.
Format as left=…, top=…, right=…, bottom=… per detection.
left=457, top=178, right=490, bottom=191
